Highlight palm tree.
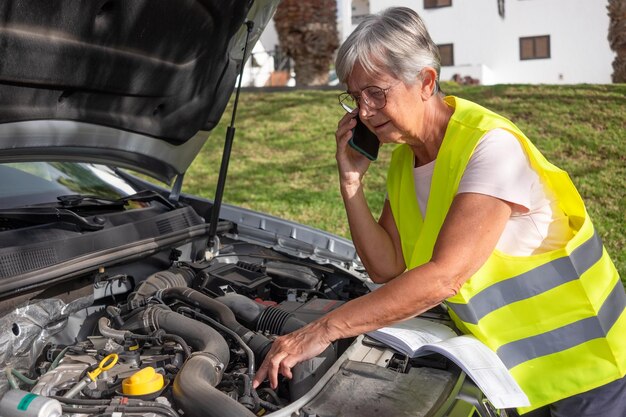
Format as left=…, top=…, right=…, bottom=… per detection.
left=608, top=0, right=626, bottom=82
left=273, top=0, right=339, bottom=86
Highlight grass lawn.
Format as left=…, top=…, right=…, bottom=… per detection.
left=182, top=83, right=626, bottom=281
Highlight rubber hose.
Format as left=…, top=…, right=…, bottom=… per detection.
left=172, top=355, right=256, bottom=417
left=141, top=307, right=229, bottom=366
left=159, top=287, right=249, bottom=337
left=132, top=268, right=195, bottom=302
left=98, top=317, right=131, bottom=343
left=216, top=293, right=307, bottom=334
left=139, top=307, right=254, bottom=417
left=160, top=288, right=273, bottom=362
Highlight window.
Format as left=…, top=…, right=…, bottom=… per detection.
left=438, top=44, right=454, bottom=66
left=519, top=35, right=550, bottom=60
left=424, top=0, right=452, bottom=9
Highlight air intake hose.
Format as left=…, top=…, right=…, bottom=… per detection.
left=129, top=267, right=195, bottom=306
left=216, top=293, right=307, bottom=334
left=159, top=287, right=272, bottom=361
left=137, top=306, right=255, bottom=417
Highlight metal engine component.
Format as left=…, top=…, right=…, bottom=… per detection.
left=31, top=358, right=90, bottom=397
left=0, top=389, right=62, bottom=417
left=0, top=252, right=380, bottom=417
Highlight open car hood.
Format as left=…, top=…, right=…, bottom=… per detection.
left=0, top=0, right=278, bottom=183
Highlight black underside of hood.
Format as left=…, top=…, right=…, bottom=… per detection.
left=0, top=0, right=253, bottom=142
left=0, top=0, right=279, bottom=181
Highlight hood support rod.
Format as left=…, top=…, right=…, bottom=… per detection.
left=169, top=173, right=184, bottom=203
left=207, top=20, right=255, bottom=254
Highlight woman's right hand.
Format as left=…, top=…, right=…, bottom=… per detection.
left=335, top=111, right=373, bottom=194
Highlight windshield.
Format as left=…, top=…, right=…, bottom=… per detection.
left=0, top=162, right=138, bottom=209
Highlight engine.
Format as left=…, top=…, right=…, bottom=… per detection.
left=0, top=239, right=370, bottom=417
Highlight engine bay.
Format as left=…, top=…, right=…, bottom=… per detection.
left=0, top=235, right=374, bottom=417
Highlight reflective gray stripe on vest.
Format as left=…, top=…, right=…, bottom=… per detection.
left=447, top=231, right=604, bottom=325
left=497, top=278, right=626, bottom=368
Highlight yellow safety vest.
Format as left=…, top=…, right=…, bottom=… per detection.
left=386, top=96, right=626, bottom=413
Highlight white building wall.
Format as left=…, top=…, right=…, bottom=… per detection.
left=259, top=19, right=279, bottom=56
left=338, top=0, right=354, bottom=42
left=366, top=0, right=613, bottom=84
left=241, top=41, right=275, bottom=87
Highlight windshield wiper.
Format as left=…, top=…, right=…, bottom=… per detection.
left=0, top=191, right=179, bottom=232
left=120, top=190, right=177, bottom=210
left=57, top=194, right=126, bottom=211
left=56, top=190, right=177, bottom=211
left=0, top=207, right=104, bottom=231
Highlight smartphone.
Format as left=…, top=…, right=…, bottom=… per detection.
left=349, top=116, right=380, bottom=161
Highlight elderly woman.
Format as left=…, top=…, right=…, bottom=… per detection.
left=253, top=7, right=625, bottom=416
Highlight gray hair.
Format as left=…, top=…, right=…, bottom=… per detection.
left=335, top=7, right=441, bottom=85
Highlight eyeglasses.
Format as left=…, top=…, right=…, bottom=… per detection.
left=338, top=83, right=399, bottom=113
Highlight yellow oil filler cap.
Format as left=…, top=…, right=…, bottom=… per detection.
left=122, top=367, right=164, bottom=396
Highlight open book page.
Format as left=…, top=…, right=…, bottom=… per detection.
left=366, top=317, right=457, bottom=354
left=366, top=318, right=530, bottom=409
left=421, top=335, right=529, bottom=409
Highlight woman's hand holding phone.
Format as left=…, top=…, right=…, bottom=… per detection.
left=335, top=111, right=377, bottom=194
left=348, top=117, right=380, bottom=161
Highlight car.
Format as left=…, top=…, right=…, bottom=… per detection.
left=0, top=2, right=504, bottom=417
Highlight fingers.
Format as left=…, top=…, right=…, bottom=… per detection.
left=252, top=340, right=292, bottom=390
left=252, top=363, right=266, bottom=389
left=279, top=353, right=301, bottom=380
left=253, top=346, right=271, bottom=388
left=267, top=350, right=289, bottom=389
left=338, top=108, right=358, bottom=126
left=251, top=329, right=328, bottom=390
left=336, top=110, right=357, bottom=145
left=253, top=353, right=296, bottom=390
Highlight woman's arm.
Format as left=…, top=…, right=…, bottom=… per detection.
left=253, top=192, right=513, bottom=389
left=336, top=112, right=406, bottom=282
left=342, top=183, right=406, bottom=282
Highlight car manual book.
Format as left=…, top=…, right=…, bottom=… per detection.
left=366, top=318, right=530, bottom=409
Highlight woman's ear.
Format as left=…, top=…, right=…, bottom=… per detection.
left=419, top=67, right=439, bottom=99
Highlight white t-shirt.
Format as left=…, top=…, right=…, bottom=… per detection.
left=412, top=129, right=572, bottom=256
